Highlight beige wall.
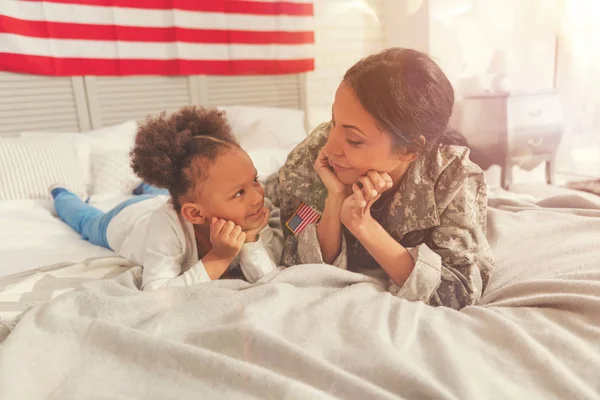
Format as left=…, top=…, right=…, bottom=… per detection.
left=305, top=0, right=387, bottom=130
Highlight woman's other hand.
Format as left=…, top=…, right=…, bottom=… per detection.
left=314, top=148, right=349, bottom=199
left=340, top=171, right=393, bottom=233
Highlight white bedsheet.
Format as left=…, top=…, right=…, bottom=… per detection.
left=1, top=187, right=599, bottom=399
left=0, top=195, right=132, bottom=278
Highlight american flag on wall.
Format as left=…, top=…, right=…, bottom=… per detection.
left=0, top=0, right=314, bottom=76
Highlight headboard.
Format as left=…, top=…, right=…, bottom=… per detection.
left=0, top=72, right=307, bottom=135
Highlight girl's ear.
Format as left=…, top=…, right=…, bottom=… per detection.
left=180, top=202, right=207, bottom=225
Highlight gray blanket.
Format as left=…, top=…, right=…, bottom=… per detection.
left=1, top=189, right=600, bottom=399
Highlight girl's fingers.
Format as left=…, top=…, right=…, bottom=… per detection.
left=231, top=225, right=243, bottom=239
left=237, top=232, right=247, bottom=246
left=211, top=219, right=227, bottom=236
left=221, top=220, right=235, bottom=237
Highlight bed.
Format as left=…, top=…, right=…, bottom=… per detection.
left=1, top=72, right=600, bottom=399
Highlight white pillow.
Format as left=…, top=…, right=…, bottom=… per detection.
left=90, top=149, right=141, bottom=195
left=22, top=120, right=140, bottom=196
left=0, top=136, right=87, bottom=200
left=20, top=132, right=91, bottom=189
left=84, top=121, right=139, bottom=195
left=247, top=148, right=290, bottom=180
left=220, top=106, right=307, bottom=153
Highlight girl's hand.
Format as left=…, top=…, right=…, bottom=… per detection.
left=314, top=148, right=349, bottom=198
left=244, top=207, right=270, bottom=243
left=340, top=171, right=393, bottom=233
left=210, top=218, right=246, bottom=260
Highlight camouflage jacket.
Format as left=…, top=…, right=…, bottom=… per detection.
left=279, top=122, right=494, bottom=309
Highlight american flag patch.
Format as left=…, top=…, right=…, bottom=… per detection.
left=285, top=203, right=321, bottom=235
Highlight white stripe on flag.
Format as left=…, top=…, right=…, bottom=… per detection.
left=296, top=211, right=318, bottom=234
left=295, top=204, right=319, bottom=233
left=0, top=34, right=314, bottom=60
left=1, top=2, right=313, bottom=32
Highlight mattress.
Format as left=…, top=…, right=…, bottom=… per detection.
left=0, top=195, right=133, bottom=279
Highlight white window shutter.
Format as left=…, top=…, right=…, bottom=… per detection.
left=0, top=72, right=89, bottom=136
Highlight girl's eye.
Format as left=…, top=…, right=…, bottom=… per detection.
left=254, top=176, right=260, bottom=184
left=346, top=140, right=363, bottom=147
left=234, top=190, right=244, bottom=198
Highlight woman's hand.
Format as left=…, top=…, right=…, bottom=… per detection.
left=314, top=149, right=349, bottom=199
left=244, top=207, right=270, bottom=243
left=340, top=171, right=393, bottom=233
left=209, top=218, right=246, bottom=261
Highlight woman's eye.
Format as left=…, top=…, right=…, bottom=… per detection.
left=254, top=176, right=260, bottom=184
left=347, top=140, right=363, bottom=147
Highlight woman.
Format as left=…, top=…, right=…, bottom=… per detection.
left=279, top=48, right=493, bottom=309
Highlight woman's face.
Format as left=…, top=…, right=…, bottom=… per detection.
left=322, top=83, right=411, bottom=186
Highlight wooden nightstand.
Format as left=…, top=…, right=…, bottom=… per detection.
left=458, top=91, right=564, bottom=189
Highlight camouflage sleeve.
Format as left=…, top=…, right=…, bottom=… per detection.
left=388, top=174, right=493, bottom=309
left=281, top=223, right=348, bottom=268
left=278, top=123, right=348, bottom=268
left=279, top=179, right=348, bottom=269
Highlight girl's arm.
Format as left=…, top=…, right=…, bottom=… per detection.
left=141, top=214, right=241, bottom=290
left=237, top=206, right=282, bottom=283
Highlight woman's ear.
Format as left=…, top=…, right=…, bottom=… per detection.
left=396, top=135, right=425, bottom=163
left=180, top=202, right=207, bottom=225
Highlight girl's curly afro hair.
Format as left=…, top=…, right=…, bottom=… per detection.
left=130, top=106, right=239, bottom=209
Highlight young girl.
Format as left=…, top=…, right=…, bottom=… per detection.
left=51, top=106, right=282, bottom=290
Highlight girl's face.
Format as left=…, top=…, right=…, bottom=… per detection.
left=184, top=147, right=265, bottom=231
left=323, top=83, right=414, bottom=186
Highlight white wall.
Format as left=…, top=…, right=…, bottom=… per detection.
left=381, top=0, right=581, bottom=185
left=305, top=0, right=386, bottom=129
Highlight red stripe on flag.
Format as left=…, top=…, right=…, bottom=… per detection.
left=0, top=53, right=314, bottom=76
left=0, top=16, right=314, bottom=44
left=19, top=0, right=314, bottom=16
left=296, top=210, right=319, bottom=234
left=294, top=203, right=319, bottom=233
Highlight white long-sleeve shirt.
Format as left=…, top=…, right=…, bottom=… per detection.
left=106, top=195, right=282, bottom=291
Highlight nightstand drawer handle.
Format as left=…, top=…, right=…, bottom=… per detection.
left=528, top=109, right=542, bottom=117
left=528, top=137, right=544, bottom=147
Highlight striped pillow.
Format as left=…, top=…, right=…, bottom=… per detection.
left=0, top=136, right=87, bottom=200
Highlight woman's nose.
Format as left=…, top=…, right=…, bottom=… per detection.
left=323, top=126, right=344, bottom=156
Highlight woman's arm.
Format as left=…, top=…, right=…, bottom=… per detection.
left=352, top=218, right=415, bottom=285
left=342, top=176, right=493, bottom=309
left=316, top=195, right=345, bottom=264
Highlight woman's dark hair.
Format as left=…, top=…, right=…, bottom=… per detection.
left=130, top=106, right=238, bottom=209
left=343, top=47, right=469, bottom=152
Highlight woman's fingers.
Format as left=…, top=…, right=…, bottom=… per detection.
left=352, top=183, right=367, bottom=208
left=357, top=176, right=378, bottom=201
left=366, top=171, right=386, bottom=192
left=381, top=172, right=393, bottom=189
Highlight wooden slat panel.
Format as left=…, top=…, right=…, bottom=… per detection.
left=204, top=75, right=302, bottom=109
left=0, top=72, right=81, bottom=135
left=93, top=76, right=193, bottom=127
